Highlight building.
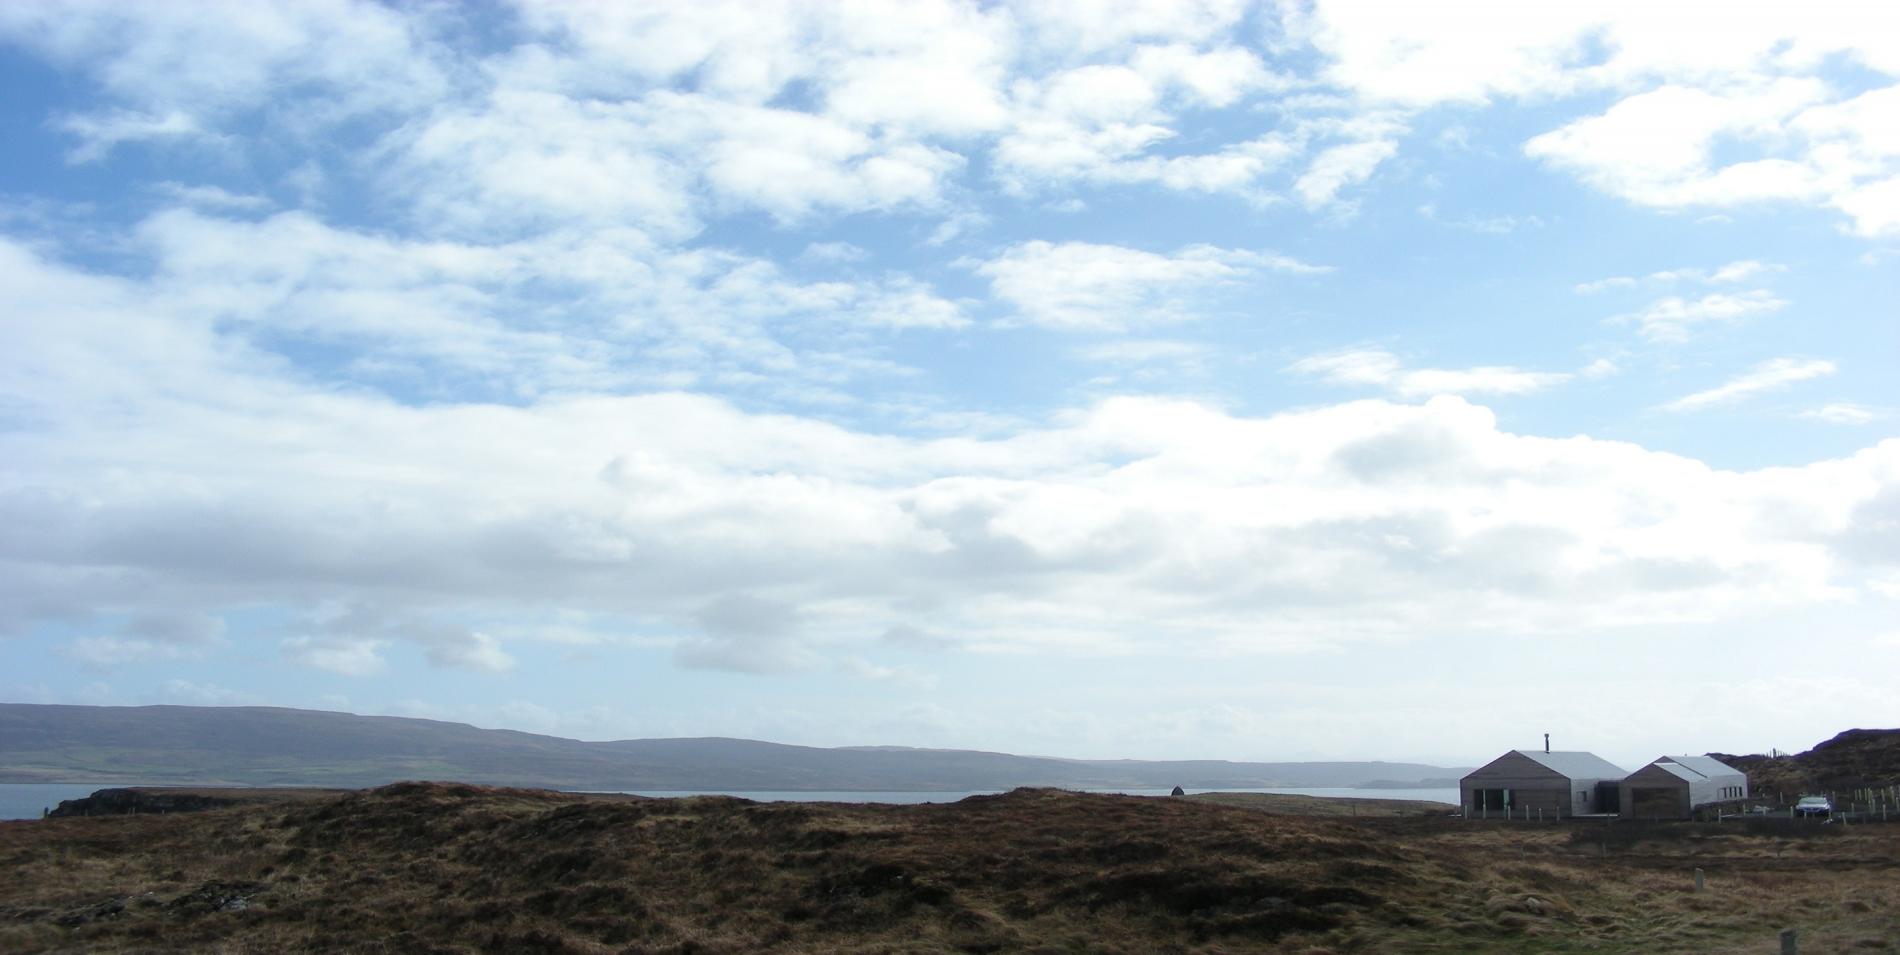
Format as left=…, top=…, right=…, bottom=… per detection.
left=1461, top=749, right=1628, bottom=818
left=1620, top=755, right=1749, bottom=820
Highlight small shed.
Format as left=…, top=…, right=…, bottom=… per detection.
left=1620, top=755, right=1749, bottom=820
left=1461, top=749, right=1627, bottom=818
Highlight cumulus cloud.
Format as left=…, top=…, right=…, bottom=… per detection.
left=1290, top=0, right=1900, bottom=234
left=8, top=0, right=1899, bottom=239
left=0, top=0, right=1896, bottom=735
left=7, top=236, right=1897, bottom=675
left=1660, top=358, right=1838, bottom=412
left=0, top=0, right=447, bottom=144
left=1523, top=74, right=1900, bottom=237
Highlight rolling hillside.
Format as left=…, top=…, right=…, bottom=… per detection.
left=1715, top=728, right=1900, bottom=799
left=0, top=704, right=1463, bottom=791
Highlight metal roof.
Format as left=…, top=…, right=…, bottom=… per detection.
left=1646, top=762, right=1704, bottom=782
left=1512, top=750, right=1627, bottom=779
left=1659, top=755, right=1743, bottom=778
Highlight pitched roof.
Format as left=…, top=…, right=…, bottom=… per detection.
left=1646, top=762, right=1704, bottom=782
left=1657, top=755, right=1744, bottom=778
left=1513, top=750, right=1627, bottom=779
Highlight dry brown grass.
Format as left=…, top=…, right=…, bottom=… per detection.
left=1181, top=791, right=1453, bottom=817
left=1, top=783, right=1895, bottom=953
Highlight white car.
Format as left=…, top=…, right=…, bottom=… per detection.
left=1794, top=795, right=1832, bottom=817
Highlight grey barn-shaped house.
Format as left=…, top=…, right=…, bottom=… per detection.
left=1620, top=755, right=1749, bottom=820
left=1460, top=750, right=1628, bottom=818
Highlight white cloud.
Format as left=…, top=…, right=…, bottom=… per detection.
left=1288, top=0, right=1900, bottom=235
left=1292, top=349, right=1574, bottom=398
left=2, top=0, right=1897, bottom=709
left=59, top=611, right=228, bottom=669
left=57, top=110, right=201, bottom=162
left=154, top=183, right=272, bottom=212
left=418, top=629, right=514, bottom=673
left=14, top=232, right=1896, bottom=677
left=979, top=241, right=1326, bottom=331
left=1661, top=358, right=1838, bottom=412
left=1, top=0, right=447, bottom=148
left=1832, top=175, right=1900, bottom=238
left=1418, top=204, right=1545, bottom=234
left=1580, top=260, right=1780, bottom=293
left=801, top=241, right=868, bottom=264
left=1525, top=80, right=1831, bottom=206
left=1574, top=276, right=1638, bottom=295
left=281, top=635, right=388, bottom=677
left=1618, top=290, right=1787, bottom=342
left=10, top=0, right=1898, bottom=240
left=840, top=656, right=937, bottom=689
left=1130, top=43, right=1274, bottom=108
left=8, top=375, right=1889, bottom=670
left=1015, top=0, right=1251, bottom=55
left=1288, top=0, right=1601, bottom=106
left=1295, top=137, right=1399, bottom=208
left=1579, top=358, right=1621, bottom=379
left=853, top=278, right=973, bottom=330
left=25, top=209, right=968, bottom=405
left=1709, top=260, right=1774, bottom=284
left=1526, top=78, right=1900, bottom=237
left=1802, top=403, right=1879, bottom=425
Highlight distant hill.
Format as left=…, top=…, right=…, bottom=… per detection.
left=0, top=704, right=1466, bottom=791
left=1713, top=728, right=1900, bottom=798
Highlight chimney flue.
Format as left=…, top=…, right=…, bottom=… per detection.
left=1544, top=733, right=1551, bottom=754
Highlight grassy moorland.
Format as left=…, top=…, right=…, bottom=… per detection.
left=1, top=784, right=1894, bottom=954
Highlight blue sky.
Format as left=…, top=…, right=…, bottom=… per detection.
left=2, top=1, right=1897, bottom=768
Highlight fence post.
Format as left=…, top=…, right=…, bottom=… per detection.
left=1693, top=868, right=1704, bottom=892
left=1781, top=928, right=1797, bottom=954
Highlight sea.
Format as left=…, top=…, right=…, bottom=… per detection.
left=0, top=783, right=1457, bottom=821
left=604, top=786, right=1460, bottom=804
left=0, top=783, right=135, bottom=821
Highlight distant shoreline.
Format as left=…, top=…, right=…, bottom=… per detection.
left=1, top=782, right=1459, bottom=821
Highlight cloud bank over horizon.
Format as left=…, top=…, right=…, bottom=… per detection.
left=2, top=0, right=1896, bottom=765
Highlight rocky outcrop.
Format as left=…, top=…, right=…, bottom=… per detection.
left=47, top=788, right=238, bottom=817
left=1714, top=728, right=1900, bottom=798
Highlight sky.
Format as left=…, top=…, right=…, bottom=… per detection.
left=2, top=0, right=1897, bottom=770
